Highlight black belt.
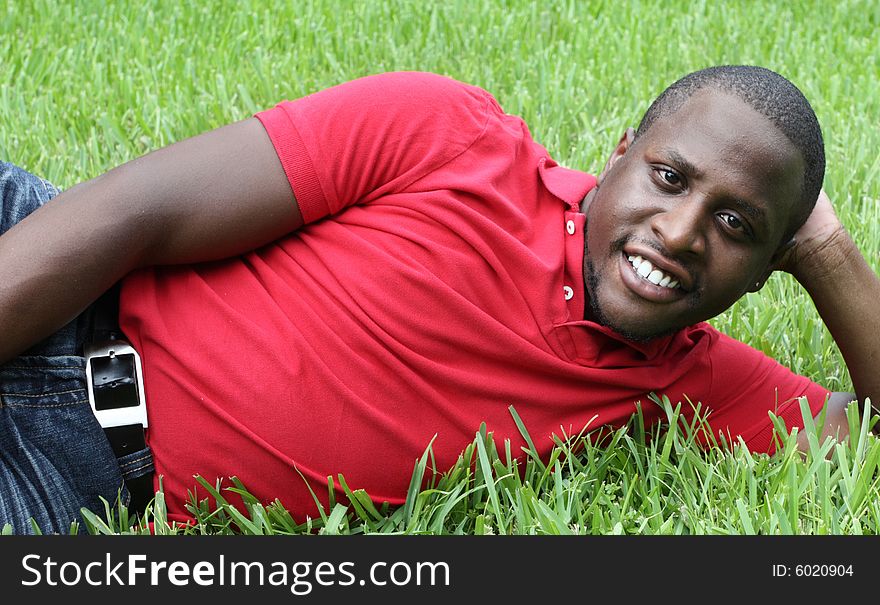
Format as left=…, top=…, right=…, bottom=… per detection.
left=86, top=283, right=154, bottom=516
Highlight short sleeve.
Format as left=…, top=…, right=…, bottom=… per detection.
left=255, top=71, right=493, bottom=224
left=699, top=329, right=831, bottom=454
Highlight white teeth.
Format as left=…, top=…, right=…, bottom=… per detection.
left=627, top=253, right=681, bottom=290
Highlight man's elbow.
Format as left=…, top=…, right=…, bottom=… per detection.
left=795, top=391, right=855, bottom=456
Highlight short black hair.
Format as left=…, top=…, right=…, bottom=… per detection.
left=636, top=65, right=825, bottom=241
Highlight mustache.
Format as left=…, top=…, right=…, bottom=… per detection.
left=611, top=235, right=699, bottom=290
left=611, top=236, right=699, bottom=280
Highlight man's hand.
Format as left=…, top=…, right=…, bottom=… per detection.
left=774, top=189, right=849, bottom=281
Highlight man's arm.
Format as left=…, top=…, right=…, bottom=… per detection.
left=780, top=190, right=879, bottom=448
left=0, top=117, right=300, bottom=364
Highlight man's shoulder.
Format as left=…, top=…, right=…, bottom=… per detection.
left=353, top=70, right=493, bottom=98
left=292, top=71, right=498, bottom=140
left=677, top=321, right=778, bottom=365
left=339, top=71, right=499, bottom=118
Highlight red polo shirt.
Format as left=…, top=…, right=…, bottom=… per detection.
left=119, top=72, right=829, bottom=523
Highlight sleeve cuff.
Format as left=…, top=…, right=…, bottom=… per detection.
left=255, top=105, right=330, bottom=224
left=742, top=384, right=831, bottom=454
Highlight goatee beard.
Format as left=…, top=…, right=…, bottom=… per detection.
left=583, top=237, right=688, bottom=343
left=584, top=256, right=660, bottom=343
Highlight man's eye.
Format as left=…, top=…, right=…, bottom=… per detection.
left=657, top=169, right=681, bottom=186
left=718, top=212, right=744, bottom=230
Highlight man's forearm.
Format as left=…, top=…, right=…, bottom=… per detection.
left=793, top=226, right=880, bottom=411
left=0, top=118, right=300, bottom=364
left=0, top=173, right=154, bottom=364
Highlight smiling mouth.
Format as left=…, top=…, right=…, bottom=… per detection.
left=625, top=254, right=682, bottom=290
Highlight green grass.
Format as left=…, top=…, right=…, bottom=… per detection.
left=2, top=0, right=879, bottom=534
left=15, top=396, right=879, bottom=536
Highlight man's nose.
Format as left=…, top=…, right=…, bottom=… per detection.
left=649, top=198, right=707, bottom=257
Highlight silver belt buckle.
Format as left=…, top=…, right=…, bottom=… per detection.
left=84, top=340, right=148, bottom=429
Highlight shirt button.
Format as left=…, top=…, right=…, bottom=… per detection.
left=563, top=285, right=574, bottom=300
left=566, top=219, right=576, bottom=235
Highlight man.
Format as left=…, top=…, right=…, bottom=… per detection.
left=0, top=66, right=873, bottom=534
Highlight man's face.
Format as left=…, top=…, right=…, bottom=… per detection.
left=581, top=89, right=805, bottom=341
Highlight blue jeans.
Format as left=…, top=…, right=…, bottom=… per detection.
left=0, top=162, right=137, bottom=534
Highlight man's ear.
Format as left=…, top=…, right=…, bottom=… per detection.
left=748, top=237, right=796, bottom=292
left=597, top=127, right=635, bottom=185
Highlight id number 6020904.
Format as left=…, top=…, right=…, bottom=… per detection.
left=772, top=564, right=853, bottom=577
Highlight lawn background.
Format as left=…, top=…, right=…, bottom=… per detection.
left=1, top=0, right=879, bottom=535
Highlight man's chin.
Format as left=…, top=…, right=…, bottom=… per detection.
left=599, top=318, right=679, bottom=343
left=584, top=257, right=688, bottom=343
left=586, top=297, right=681, bottom=343
left=612, top=321, right=681, bottom=343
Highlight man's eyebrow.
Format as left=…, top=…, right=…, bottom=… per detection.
left=729, top=197, right=766, bottom=222
left=661, top=148, right=702, bottom=179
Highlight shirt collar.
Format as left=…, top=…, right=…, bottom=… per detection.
left=538, top=157, right=597, bottom=210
